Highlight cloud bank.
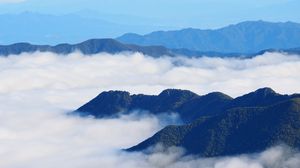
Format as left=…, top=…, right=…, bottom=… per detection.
left=0, top=51, right=300, bottom=167
left=0, top=51, right=299, bottom=100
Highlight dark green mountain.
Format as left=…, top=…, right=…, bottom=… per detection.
left=117, top=21, right=300, bottom=53
left=76, top=88, right=299, bottom=123
left=76, top=89, right=233, bottom=123
left=76, top=88, right=300, bottom=156
left=128, top=89, right=300, bottom=157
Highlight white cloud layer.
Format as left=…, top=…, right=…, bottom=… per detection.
left=122, top=145, right=300, bottom=168
left=0, top=51, right=300, bottom=167
left=0, top=51, right=299, bottom=100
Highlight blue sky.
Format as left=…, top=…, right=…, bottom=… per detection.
left=0, top=0, right=299, bottom=28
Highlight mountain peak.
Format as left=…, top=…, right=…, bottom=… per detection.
left=158, top=89, right=198, bottom=97
left=76, top=90, right=131, bottom=118
left=237, top=87, right=278, bottom=99
left=253, top=87, right=277, bottom=96
left=228, top=87, right=284, bottom=108
left=204, top=92, right=232, bottom=100
left=98, top=90, right=131, bottom=96
left=233, top=20, right=299, bottom=27
left=81, top=38, right=119, bottom=44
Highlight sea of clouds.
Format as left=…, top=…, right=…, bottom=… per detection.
left=0, top=51, right=300, bottom=168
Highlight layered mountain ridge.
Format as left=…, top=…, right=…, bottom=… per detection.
left=75, top=88, right=300, bottom=157
left=129, top=97, right=300, bottom=157
left=118, top=21, right=300, bottom=53
left=0, top=39, right=173, bottom=57
left=76, top=88, right=300, bottom=122
left=1, top=21, right=300, bottom=57
left=0, top=38, right=249, bottom=57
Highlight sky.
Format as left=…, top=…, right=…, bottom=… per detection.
left=0, top=0, right=299, bottom=28
left=0, top=0, right=299, bottom=44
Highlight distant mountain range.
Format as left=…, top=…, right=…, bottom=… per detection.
left=0, top=39, right=172, bottom=57
left=75, top=88, right=300, bottom=157
left=2, top=18, right=300, bottom=55
left=117, top=21, right=300, bottom=53
left=1, top=38, right=300, bottom=57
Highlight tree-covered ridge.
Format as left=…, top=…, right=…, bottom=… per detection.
left=128, top=98, right=300, bottom=157
left=76, top=89, right=232, bottom=123
left=76, top=88, right=299, bottom=123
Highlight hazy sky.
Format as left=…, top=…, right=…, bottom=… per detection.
left=0, top=0, right=299, bottom=28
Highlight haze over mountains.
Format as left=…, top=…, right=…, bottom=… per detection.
left=0, top=39, right=173, bottom=57
left=1, top=19, right=300, bottom=57
left=118, top=21, right=300, bottom=53
left=76, top=88, right=300, bottom=157
left=1, top=38, right=300, bottom=58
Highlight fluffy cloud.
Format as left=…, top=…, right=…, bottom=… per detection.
left=122, top=145, right=300, bottom=168
left=0, top=51, right=300, bottom=167
left=0, top=93, right=163, bottom=167
left=0, top=51, right=299, bottom=100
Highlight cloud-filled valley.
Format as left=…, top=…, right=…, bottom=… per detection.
left=1, top=51, right=300, bottom=98
left=1, top=51, right=300, bottom=167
